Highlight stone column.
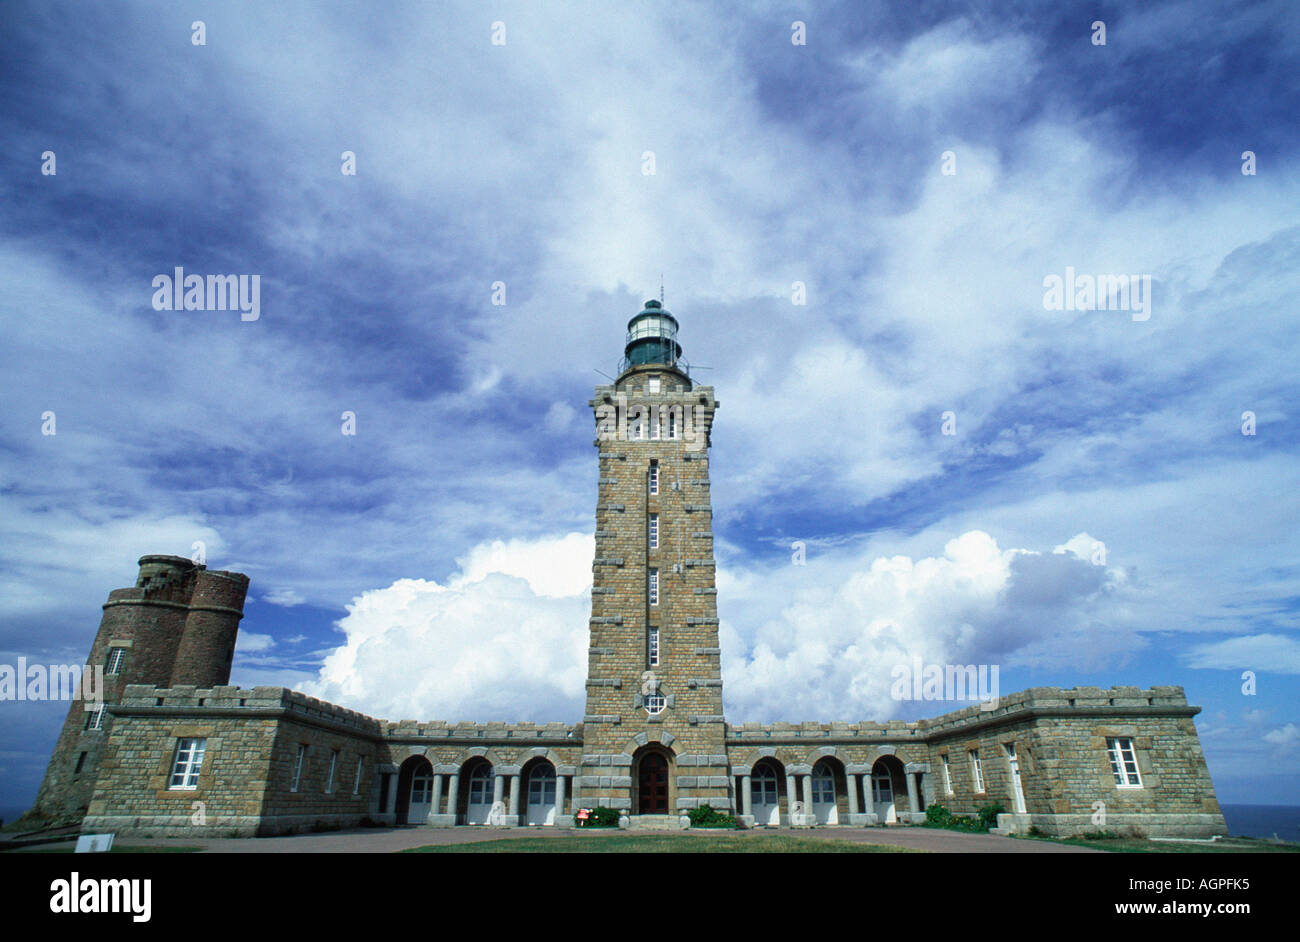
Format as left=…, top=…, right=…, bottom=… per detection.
left=385, top=773, right=399, bottom=818
left=785, top=773, right=798, bottom=825
left=801, top=774, right=814, bottom=814
left=445, top=773, right=459, bottom=817
left=508, top=774, right=521, bottom=820
left=907, top=773, right=920, bottom=815
left=493, top=772, right=506, bottom=809
left=741, top=774, right=753, bottom=816
left=430, top=774, right=444, bottom=818
left=555, top=775, right=567, bottom=826
left=847, top=773, right=860, bottom=815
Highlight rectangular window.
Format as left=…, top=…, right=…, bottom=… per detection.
left=970, top=750, right=984, bottom=793
left=168, top=738, right=206, bottom=790
left=1106, top=737, right=1143, bottom=787
left=648, top=461, right=658, bottom=495
left=648, top=627, right=660, bottom=666
left=84, top=703, right=105, bottom=731
left=650, top=405, right=661, bottom=439
left=649, top=513, right=659, bottom=549
left=942, top=753, right=953, bottom=795
left=354, top=756, right=364, bottom=795
left=326, top=749, right=339, bottom=793
left=291, top=744, right=307, bottom=792
left=667, top=407, right=678, bottom=439
left=648, top=376, right=661, bottom=393
left=105, top=648, right=126, bottom=675
left=648, top=568, right=659, bottom=606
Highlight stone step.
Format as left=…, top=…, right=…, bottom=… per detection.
left=627, top=814, right=684, bottom=831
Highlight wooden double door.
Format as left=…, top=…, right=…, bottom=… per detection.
left=638, top=752, right=669, bottom=814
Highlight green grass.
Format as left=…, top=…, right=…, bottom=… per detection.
left=406, top=833, right=920, bottom=853
left=1011, top=833, right=1300, bottom=854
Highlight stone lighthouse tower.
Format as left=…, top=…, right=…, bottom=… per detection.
left=579, top=299, right=729, bottom=819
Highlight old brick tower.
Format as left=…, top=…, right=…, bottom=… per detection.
left=580, top=299, right=726, bottom=818
left=26, top=555, right=249, bottom=825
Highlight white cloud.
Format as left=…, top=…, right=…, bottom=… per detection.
left=1262, top=723, right=1300, bottom=753
left=1184, top=635, right=1300, bottom=674
left=261, top=588, right=305, bottom=607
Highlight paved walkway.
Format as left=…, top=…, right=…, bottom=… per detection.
left=12, top=826, right=1102, bottom=854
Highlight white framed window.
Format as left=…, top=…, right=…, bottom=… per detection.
left=942, top=753, right=954, bottom=795
left=969, top=750, right=984, bottom=793
left=648, top=376, right=661, bottom=393
left=84, top=703, right=105, bottom=730
left=648, top=461, right=658, bottom=495
left=168, top=737, right=206, bottom=790
left=648, top=627, right=660, bottom=666
left=649, top=513, right=659, bottom=549
left=648, top=568, right=659, bottom=606
left=650, top=404, right=661, bottom=439
left=630, top=407, right=646, bottom=440
left=666, top=406, right=679, bottom=439
left=644, top=693, right=666, bottom=715
left=105, top=648, right=126, bottom=675
left=354, top=756, right=364, bottom=795
left=811, top=763, right=835, bottom=803
left=325, top=749, right=339, bottom=793
left=291, top=744, right=307, bottom=792
left=1106, top=737, right=1143, bottom=788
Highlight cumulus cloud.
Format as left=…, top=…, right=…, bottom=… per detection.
left=1262, top=723, right=1300, bottom=754
left=300, top=534, right=593, bottom=721
left=721, top=530, right=1139, bottom=722
left=261, top=588, right=305, bottom=607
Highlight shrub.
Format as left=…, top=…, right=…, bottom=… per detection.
left=925, top=804, right=955, bottom=828
left=688, top=804, right=736, bottom=828
left=575, top=806, right=621, bottom=828
left=977, top=803, right=1007, bottom=830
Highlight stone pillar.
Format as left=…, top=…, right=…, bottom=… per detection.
left=445, top=773, right=460, bottom=817
left=741, top=775, right=753, bottom=816
left=801, top=774, right=814, bottom=814
left=847, top=773, right=860, bottom=815
left=385, top=773, right=399, bottom=819
left=785, top=774, right=798, bottom=826
left=508, top=773, right=521, bottom=824
left=493, top=772, right=505, bottom=808
left=555, top=775, right=567, bottom=826
left=431, top=774, right=444, bottom=816
left=907, top=773, right=920, bottom=815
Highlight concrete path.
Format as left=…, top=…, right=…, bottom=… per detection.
left=10, top=825, right=1103, bottom=854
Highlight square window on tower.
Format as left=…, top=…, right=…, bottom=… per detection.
left=648, top=568, right=659, bottom=606
left=649, top=461, right=659, bottom=495
left=649, top=513, right=659, bottom=549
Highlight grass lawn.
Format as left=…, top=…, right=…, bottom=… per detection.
left=1010, top=834, right=1300, bottom=854
left=406, top=833, right=920, bottom=853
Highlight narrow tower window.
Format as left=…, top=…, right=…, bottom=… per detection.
left=648, top=627, right=660, bottom=666
left=649, top=513, right=659, bottom=549
left=84, top=703, right=105, bottom=730
left=648, top=568, right=659, bottom=606
left=325, top=749, right=339, bottom=793
left=649, top=460, right=659, bottom=495
left=105, top=648, right=125, bottom=675
left=291, top=744, right=308, bottom=792
left=969, top=750, right=984, bottom=793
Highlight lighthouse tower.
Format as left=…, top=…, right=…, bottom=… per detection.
left=579, top=299, right=727, bottom=819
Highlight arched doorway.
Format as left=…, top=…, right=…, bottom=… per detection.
left=870, top=756, right=905, bottom=823
left=459, top=759, right=494, bottom=825
left=523, top=759, right=557, bottom=826
left=633, top=746, right=673, bottom=815
left=395, top=756, right=434, bottom=825
left=811, top=758, right=841, bottom=825
left=752, top=759, right=783, bottom=826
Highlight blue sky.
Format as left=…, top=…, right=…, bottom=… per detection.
left=1, top=0, right=1298, bottom=812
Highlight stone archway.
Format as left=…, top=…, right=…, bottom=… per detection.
left=395, top=755, right=433, bottom=826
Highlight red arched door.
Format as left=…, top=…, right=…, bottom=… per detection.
left=638, top=752, right=669, bottom=814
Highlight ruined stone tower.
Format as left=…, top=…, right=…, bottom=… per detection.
left=25, top=554, right=249, bottom=825
left=578, top=300, right=729, bottom=816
